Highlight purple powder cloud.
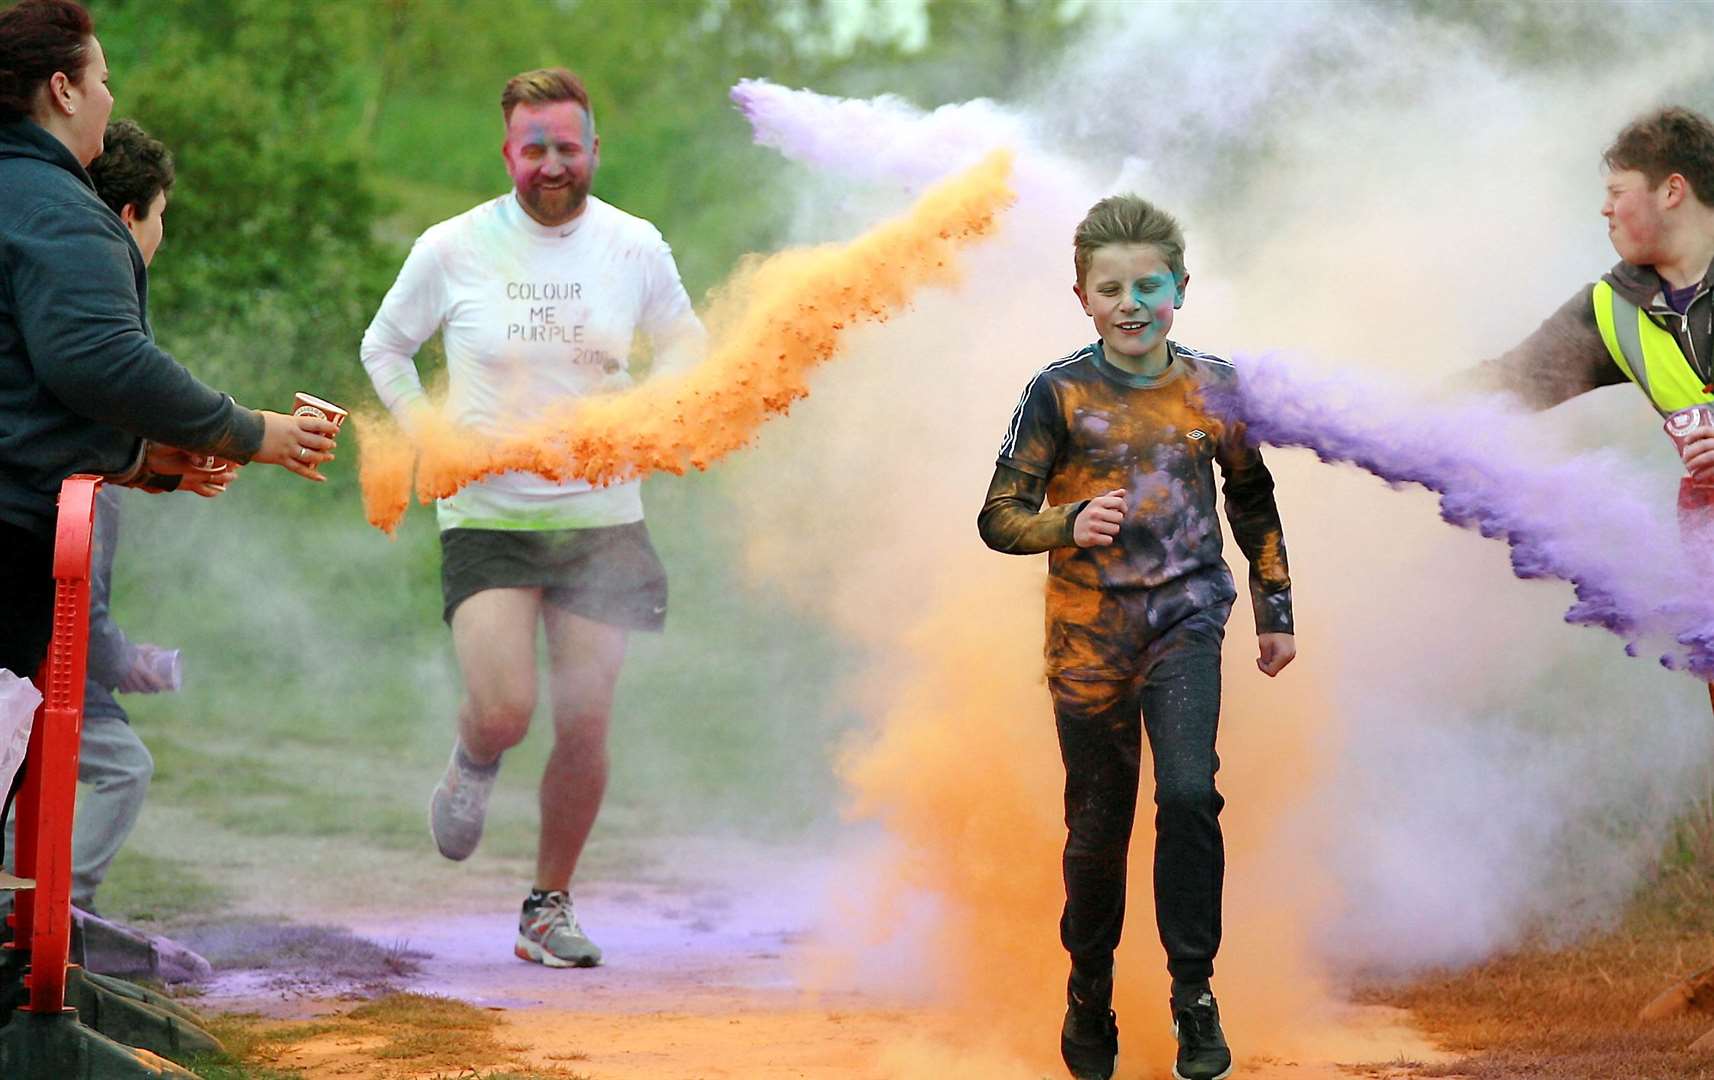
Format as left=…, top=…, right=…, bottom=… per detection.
left=729, top=79, right=1094, bottom=209
left=731, top=79, right=1021, bottom=185
left=1209, top=355, right=1714, bottom=679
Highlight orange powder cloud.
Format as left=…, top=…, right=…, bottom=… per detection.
left=352, top=409, right=413, bottom=533
left=355, top=152, right=1017, bottom=535
left=824, top=563, right=1342, bottom=1075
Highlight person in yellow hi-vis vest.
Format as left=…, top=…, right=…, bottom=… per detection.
left=1477, top=105, right=1714, bottom=1041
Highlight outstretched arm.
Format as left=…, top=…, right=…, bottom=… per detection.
left=1466, top=285, right=1626, bottom=409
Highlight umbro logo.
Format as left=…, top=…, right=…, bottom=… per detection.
left=1187, top=429, right=1208, bottom=440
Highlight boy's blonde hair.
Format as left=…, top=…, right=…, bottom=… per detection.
left=1073, top=195, right=1186, bottom=286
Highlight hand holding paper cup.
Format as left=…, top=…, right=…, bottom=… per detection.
left=254, top=392, right=345, bottom=481
left=1667, top=405, right=1714, bottom=482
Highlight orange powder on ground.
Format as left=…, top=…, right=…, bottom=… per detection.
left=830, top=565, right=1081, bottom=1072
left=355, top=152, right=1017, bottom=534
left=825, top=562, right=1344, bottom=1075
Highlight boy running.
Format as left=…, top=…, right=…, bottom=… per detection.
left=978, top=195, right=1296, bottom=1080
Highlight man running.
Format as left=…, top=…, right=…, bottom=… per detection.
left=360, top=67, right=704, bottom=968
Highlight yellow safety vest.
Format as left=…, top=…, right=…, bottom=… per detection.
left=1592, top=280, right=1714, bottom=416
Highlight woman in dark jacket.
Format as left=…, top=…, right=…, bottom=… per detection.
left=0, top=0, right=338, bottom=678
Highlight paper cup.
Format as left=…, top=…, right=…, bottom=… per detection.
left=292, top=392, right=349, bottom=430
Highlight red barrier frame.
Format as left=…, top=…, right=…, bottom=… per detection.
left=6, top=474, right=101, bottom=1014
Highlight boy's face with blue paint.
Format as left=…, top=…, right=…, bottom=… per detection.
left=503, top=101, right=599, bottom=228
left=1074, top=243, right=1185, bottom=372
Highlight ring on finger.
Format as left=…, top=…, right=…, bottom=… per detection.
left=297, top=446, right=308, bottom=461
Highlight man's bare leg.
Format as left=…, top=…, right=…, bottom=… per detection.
left=452, top=588, right=543, bottom=763
left=429, top=588, right=542, bottom=861
left=535, top=605, right=626, bottom=892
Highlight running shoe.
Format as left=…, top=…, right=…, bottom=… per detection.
left=515, top=890, right=602, bottom=968
left=1172, top=990, right=1233, bottom=1080
left=428, top=741, right=498, bottom=861
left=1062, top=973, right=1118, bottom=1080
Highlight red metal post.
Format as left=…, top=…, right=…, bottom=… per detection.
left=14, top=476, right=100, bottom=1015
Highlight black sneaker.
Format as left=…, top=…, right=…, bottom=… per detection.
left=1061, top=983, right=1118, bottom=1080
left=1171, top=990, right=1232, bottom=1080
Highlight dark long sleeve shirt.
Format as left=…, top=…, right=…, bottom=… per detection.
left=0, top=120, right=263, bottom=536
left=979, top=342, right=1292, bottom=679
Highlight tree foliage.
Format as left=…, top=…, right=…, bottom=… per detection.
left=80, top=0, right=1091, bottom=406
left=87, top=0, right=390, bottom=405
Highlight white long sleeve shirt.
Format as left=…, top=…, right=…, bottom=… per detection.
left=360, top=192, right=705, bottom=531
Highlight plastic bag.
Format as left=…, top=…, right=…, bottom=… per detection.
left=0, top=668, right=41, bottom=803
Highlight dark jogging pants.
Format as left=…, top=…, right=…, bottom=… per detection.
left=0, top=520, right=57, bottom=868
left=1051, top=604, right=1227, bottom=989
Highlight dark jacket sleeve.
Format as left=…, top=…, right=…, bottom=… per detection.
left=1467, top=285, right=1628, bottom=409
left=84, top=488, right=132, bottom=689
left=977, top=464, right=1085, bottom=554
left=1216, top=417, right=1294, bottom=635
left=9, top=201, right=264, bottom=459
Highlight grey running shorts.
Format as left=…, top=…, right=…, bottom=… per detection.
left=439, top=523, right=668, bottom=631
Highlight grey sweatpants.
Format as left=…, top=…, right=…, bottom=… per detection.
left=4, top=712, right=153, bottom=910
left=71, top=713, right=153, bottom=907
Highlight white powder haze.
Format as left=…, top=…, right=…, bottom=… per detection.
left=729, top=0, right=1714, bottom=987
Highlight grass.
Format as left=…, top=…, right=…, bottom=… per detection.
left=179, top=992, right=580, bottom=1079
left=24, top=440, right=856, bottom=1080
left=98, top=848, right=233, bottom=925
left=1373, top=845, right=1714, bottom=1079
left=179, top=1058, right=303, bottom=1080
left=97, top=458, right=854, bottom=907
left=72, top=452, right=859, bottom=1076
left=348, top=992, right=507, bottom=1065
left=184, top=1014, right=327, bottom=1080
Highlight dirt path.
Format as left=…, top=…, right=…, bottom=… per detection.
left=192, top=861, right=1457, bottom=1080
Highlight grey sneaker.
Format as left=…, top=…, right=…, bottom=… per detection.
left=428, top=742, right=499, bottom=861
left=515, top=890, right=602, bottom=968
